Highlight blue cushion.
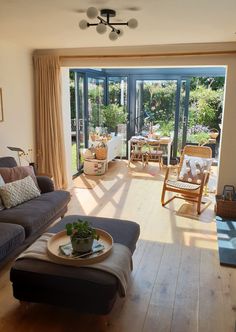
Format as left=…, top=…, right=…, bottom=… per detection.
left=0, top=157, right=17, bottom=168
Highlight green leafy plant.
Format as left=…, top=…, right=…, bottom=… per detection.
left=66, top=220, right=99, bottom=240
left=188, top=132, right=210, bottom=145
left=101, top=104, right=127, bottom=132
left=159, top=121, right=174, bottom=137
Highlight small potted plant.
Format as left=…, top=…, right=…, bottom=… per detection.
left=66, top=220, right=99, bottom=253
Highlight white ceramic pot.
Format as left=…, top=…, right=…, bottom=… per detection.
left=71, top=236, right=94, bottom=253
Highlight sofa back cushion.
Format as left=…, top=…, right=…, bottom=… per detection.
left=0, top=166, right=37, bottom=186
left=0, top=157, right=17, bottom=168
left=0, top=175, right=5, bottom=211
left=0, top=176, right=40, bottom=209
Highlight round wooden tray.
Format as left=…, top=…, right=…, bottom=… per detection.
left=47, top=229, right=113, bottom=266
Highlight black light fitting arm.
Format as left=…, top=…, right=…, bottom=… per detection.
left=87, top=13, right=128, bottom=34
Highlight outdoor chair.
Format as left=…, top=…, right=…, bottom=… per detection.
left=129, top=140, right=150, bottom=167
left=161, top=145, right=212, bottom=214
left=148, top=141, right=163, bottom=170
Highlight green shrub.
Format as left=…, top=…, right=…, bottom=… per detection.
left=188, top=132, right=209, bottom=145
left=101, top=104, right=127, bottom=132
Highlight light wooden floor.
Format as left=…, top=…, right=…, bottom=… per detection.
left=1, top=160, right=236, bottom=332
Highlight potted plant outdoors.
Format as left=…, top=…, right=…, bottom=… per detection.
left=159, top=121, right=173, bottom=138
left=66, top=220, right=99, bottom=254
left=101, top=104, right=127, bottom=135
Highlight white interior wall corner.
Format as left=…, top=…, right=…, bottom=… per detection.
left=61, top=67, right=73, bottom=189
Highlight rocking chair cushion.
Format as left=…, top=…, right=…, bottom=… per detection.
left=178, top=155, right=212, bottom=185
left=166, top=179, right=200, bottom=191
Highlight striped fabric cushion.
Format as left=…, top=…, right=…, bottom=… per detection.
left=166, top=180, right=200, bottom=191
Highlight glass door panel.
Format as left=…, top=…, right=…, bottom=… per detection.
left=135, top=80, right=178, bottom=160
left=135, top=80, right=177, bottom=138
left=76, top=74, right=86, bottom=171
left=177, top=79, right=189, bottom=156
left=70, top=71, right=78, bottom=175
left=87, top=77, right=105, bottom=136
left=186, top=77, right=225, bottom=160
left=108, top=76, right=128, bottom=157
left=135, top=80, right=144, bottom=134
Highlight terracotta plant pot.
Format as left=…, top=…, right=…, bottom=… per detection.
left=209, top=129, right=219, bottom=139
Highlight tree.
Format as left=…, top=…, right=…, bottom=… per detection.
left=189, top=78, right=224, bottom=129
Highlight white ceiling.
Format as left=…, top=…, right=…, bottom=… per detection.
left=1, top=0, right=236, bottom=50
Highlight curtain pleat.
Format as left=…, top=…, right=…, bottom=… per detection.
left=33, top=55, right=67, bottom=189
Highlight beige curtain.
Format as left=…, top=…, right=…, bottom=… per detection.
left=33, top=55, right=68, bottom=189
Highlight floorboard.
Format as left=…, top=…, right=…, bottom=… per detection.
left=0, top=160, right=236, bottom=332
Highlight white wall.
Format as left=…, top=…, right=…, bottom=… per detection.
left=0, top=41, right=34, bottom=164
left=61, top=67, right=73, bottom=188
left=217, top=61, right=236, bottom=191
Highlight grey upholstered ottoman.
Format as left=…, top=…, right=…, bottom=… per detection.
left=10, top=215, right=140, bottom=314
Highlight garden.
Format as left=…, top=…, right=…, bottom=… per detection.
left=140, top=77, right=224, bottom=144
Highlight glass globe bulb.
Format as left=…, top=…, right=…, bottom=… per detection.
left=109, top=30, right=119, bottom=41
left=96, top=23, right=107, bottom=34
left=117, top=29, right=124, bottom=37
left=86, top=7, right=98, bottom=19
left=79, top=20, right=88, bottom=30
left=128, top=18, right=138, bottom=29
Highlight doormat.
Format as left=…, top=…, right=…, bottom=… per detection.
left=216, top=216, right=236, bottom=267
left=73, top=173, right=101, bottom=189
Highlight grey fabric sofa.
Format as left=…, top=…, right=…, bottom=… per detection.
left=0, top=156, right=71, bottom=268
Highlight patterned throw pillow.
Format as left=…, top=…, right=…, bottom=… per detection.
left=0, top=175, right=5, bottom=211
left=0, top=175, right=40, bottom=209
left=178, top=155, right=212, bottom=185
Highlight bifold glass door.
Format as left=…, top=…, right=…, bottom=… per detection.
left=72, top=73, right=106, bottom=173
left=134, top=78, right=193, bottom=158
left=87, top=76, right=105, bottom=135
left=74, top=74, right=86, bottom=173
left=71, top=69, right=224, bottom=168
left=135, top=79, right=179, bottom=157
left=135, top=80, right=177, bottom=138
left=108, top=76, right=128, bottom=157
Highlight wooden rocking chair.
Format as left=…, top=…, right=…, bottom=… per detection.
left=161, top=145, right=212, bottom=214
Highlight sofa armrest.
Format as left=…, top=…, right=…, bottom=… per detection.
left=36, top=176, right=54, bottom=193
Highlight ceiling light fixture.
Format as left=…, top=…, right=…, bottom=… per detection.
left=79, top=7, right=138, bottom=41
